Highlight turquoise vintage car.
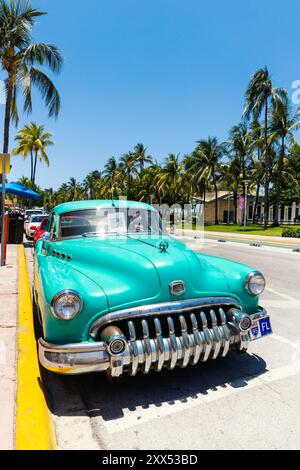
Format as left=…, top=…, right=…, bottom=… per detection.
left=34, top=200, right=272, bottom=377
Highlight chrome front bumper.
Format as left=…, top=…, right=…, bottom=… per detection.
left=38, top=305, right=269, bottom=377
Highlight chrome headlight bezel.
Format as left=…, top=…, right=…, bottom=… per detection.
left=245, top=271, right=266, bottom=296
left=51, top=289, right=83, bottom=321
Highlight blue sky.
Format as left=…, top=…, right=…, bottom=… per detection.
left=1, top=0, right=300, bottom=189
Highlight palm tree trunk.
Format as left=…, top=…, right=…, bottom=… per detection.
left=264, top=100, right=269, bottom=229
left=32, top=151, right=38, bottom=186
left=213, top=179, right=218, bottom=225
left=2, top=77, right=13, bottom=155
left=273, top=136, right=285, bottom=226
left=30, top=150, right=34, bottom=182
left=252, top=181, right=260, bottom=224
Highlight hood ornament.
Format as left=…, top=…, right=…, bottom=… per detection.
left=159, top=241, right=169, bottom=253
left=170, top=281, right=186, bottom=296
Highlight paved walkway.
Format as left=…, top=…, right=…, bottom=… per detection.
left=0, top=245, right=18, bottom=450
left=174, top=228, right=300, bottom=247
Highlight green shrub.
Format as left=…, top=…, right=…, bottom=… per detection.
left=282, top=227, right=300, bottom=238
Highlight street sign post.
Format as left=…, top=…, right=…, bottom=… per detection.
left=1, top=153, right=10, bottom=267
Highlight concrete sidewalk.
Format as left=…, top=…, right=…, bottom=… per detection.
left=174, top=228, right=300, bottom=248
left=0, top=245, right=18, bottom=450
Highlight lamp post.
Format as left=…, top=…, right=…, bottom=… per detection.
left=242, top=180, right=250, bottom=229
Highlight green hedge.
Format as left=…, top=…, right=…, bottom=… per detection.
left=282, top=227, right=300, bottom=238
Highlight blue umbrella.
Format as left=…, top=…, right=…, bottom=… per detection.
left=0, top=182, right=41, bottom=200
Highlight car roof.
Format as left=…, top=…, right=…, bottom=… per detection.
left=53, top=200, right=157, bottom=216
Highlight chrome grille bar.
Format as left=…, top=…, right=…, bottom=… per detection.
left=154, top=318, right=165, bottom=372
left=128, top=320, right=138, bottom=376
left=90, top=297, right=241, bottom=338
left=96, top=302, right=251, bottom=377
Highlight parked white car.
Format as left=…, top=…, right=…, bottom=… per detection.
left=25, top=214, right=46, bottom=239
left=24, top=209, right=44, bottom=221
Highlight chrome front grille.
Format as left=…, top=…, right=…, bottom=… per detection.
left=90, top=298, right=243, bottom=377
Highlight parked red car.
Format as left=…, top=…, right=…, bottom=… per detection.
left=33, top=217, right=49, bottom=247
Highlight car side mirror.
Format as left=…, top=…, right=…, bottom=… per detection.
left=42, top=232, right=51, bottom=241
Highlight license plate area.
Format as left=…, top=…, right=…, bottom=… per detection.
left=250, top=316, right=272, bottom=341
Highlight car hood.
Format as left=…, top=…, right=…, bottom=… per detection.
left=52, top=235, right=229, bottom=311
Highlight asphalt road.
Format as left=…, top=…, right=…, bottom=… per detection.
left=25, top=240, right=300, bottom=450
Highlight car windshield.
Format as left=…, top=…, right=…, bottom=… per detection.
left=26, top=211, right=42, bottom=216
left=59, top=208, right=166, bottom=239
left=31, top=216, right=44, bottom=223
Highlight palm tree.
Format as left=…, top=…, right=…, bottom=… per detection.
left=243, top=67, right=287, bottom=227
left=183, top=151, right=209, bottom=204
left=138, top=164, right=162, bottom=203
left=13, top=123, right=54, bottom=185
left=220, top=157, right=242, bottom=223
left=133, top=143, right=152, bottom=174
left=0, top=0, right=63, bottom=157
left=119, top=152, right=137, bottom=198
left=157, top=154, right=183, bottom=206
left=268, top=101, right=300, bottom=225
left=66, top=178, right=84, bottom=201
left=229, top=123, right=252, bottom=196
left=103, top=156, right=120, bottom=198
left=83, top=170, right=101, bottom=200
left=193, top=137, right=227, bottom=224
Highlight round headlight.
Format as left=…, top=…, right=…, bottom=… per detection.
left=245, top=272, right=266, bottom=296
left=51, top=290, right=82, bottom=320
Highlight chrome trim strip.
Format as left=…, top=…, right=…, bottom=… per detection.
left=90, top=296, right=241, bottom=338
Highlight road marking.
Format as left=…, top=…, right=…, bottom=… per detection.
left=102, top=334, right=300, bottom=434
left=16, top=245, right=56, bottom=450
left=263, top=300, right=300, bottom=308
left=266, top=287, right=299, bottom=303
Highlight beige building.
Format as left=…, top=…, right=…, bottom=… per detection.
left=204, top=192, right=300, bottom=225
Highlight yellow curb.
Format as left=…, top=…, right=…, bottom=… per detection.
left=16, top=245, right=56, bottom=450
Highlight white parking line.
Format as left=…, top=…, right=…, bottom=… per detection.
left=103, top=334, right=300, bottom=434
left=266, top=287, right=299, bottom=303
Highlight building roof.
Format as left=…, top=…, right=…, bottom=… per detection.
left=53, top=200, right=156, bottom=215
left=205, top=191, right=258, bottom=203
left=205, top=191, right=232, bottom=202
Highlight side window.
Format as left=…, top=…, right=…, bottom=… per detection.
left=49, top=214, right=56, bottom=240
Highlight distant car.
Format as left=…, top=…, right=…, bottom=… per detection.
left=25, top=214, right=45, bottom=239
left=24, top=209, right=44, bottom=221
left=34, top=200, right=271, bottom=378
left=24, top=209, right=44, bottom=233
left=33, top=217, right=49, bottom=247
